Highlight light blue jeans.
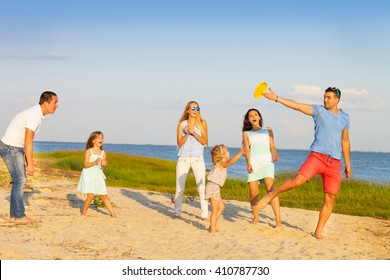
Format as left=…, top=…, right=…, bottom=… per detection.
left=174, top=156, right=208, bottom=218
left=0, top=143, right=27, bottom=218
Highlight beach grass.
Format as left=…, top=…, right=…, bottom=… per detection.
left=33, top=151, right=390, bottom=219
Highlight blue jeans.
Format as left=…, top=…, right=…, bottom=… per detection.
left=0, top=143, right=27, bottom=218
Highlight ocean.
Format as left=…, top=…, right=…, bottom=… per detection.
left=35, top=141, right=390, bottom=184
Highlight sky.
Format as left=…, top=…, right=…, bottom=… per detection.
left=1, top=0, right=389, bottom=153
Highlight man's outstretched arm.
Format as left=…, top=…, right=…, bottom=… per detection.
left=264, top=88, right=313, bottom=116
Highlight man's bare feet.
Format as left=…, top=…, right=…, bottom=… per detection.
left=275, top=221, right=283, bottom=228
left=13, top=216, right=33, bottom=223
left=314, top=231, right=325, bottom=239
left=250, top=217, right=259, bottom=224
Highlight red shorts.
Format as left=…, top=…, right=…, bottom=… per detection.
left=298, top=151, right=342, bottom=195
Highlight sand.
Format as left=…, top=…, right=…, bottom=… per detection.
left=0, top=161, right=389, bottom=260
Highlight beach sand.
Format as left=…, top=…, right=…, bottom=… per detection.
left=0, top=160, right=389, bottom=260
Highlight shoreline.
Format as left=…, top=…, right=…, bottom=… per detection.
left=33, top=142, right=390, bottom=184
left=34, top=140, right=390, bottom=154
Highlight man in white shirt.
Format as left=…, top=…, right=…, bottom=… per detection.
left=0, top=91, right=58, bottom=223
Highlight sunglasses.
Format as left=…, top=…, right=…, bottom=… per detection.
left=329, top=87, right=341, bottom=98
left=190, top=106, right=200, bottom=111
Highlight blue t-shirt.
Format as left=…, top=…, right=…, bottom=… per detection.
left=309, top=105, right=350, bottom=160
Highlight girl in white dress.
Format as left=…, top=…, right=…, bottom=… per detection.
left=77, top=131, right=117, bottom=217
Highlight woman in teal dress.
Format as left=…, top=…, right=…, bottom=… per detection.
left=242, top=109, right=282, bottom=227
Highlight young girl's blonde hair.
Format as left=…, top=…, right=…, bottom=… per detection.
left=179, top=101, right=207, bottom=145
left=86, top=131, right=104, bottom=150
left=210, top=144, right=226, bottom=165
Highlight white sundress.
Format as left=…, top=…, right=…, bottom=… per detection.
left=77, top=149, right=107, bottom=195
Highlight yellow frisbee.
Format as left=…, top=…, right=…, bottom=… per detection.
left=254, top=82, right=268, bottom=98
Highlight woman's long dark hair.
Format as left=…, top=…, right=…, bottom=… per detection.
left=242, top=108, right=263, bottom=132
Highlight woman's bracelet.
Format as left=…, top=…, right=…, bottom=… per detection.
left=275, top=95, right=279, bottom=102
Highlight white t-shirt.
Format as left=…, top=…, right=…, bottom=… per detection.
left=1, top=105, right=44, bottom=148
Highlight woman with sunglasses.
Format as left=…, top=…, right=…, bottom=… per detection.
left=174, top=101, right=208, bottom=220
left=254, top=87, right=352, bottom=239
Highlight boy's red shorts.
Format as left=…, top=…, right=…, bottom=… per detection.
left=298, top=151, right=342, bottom=195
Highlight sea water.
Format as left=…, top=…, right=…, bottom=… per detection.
left=35, top=141, right=390, bottom=184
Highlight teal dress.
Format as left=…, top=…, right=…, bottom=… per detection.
left=77, top=149, right=107, bottom=195
left=246, top=128, right=274, bottom=183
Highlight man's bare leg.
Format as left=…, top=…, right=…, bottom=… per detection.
left=314, top=193, right=336, bottom=239
left=254, top=174, right=307, bottom=212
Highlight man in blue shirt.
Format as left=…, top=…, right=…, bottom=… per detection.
left=254, top=87, right=352, bottom=239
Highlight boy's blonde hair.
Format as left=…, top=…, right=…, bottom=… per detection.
left=210, top=144, right=226, bottom=165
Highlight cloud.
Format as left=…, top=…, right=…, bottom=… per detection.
left=340, top=88, right=388, bottom=110
left=289, top=85, right=388, bottom=110
left=39, top=53, right=68, bottom=60
left=1, top=52, right=67, bottom=60
left=289, top=85, right=324, bottom=104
